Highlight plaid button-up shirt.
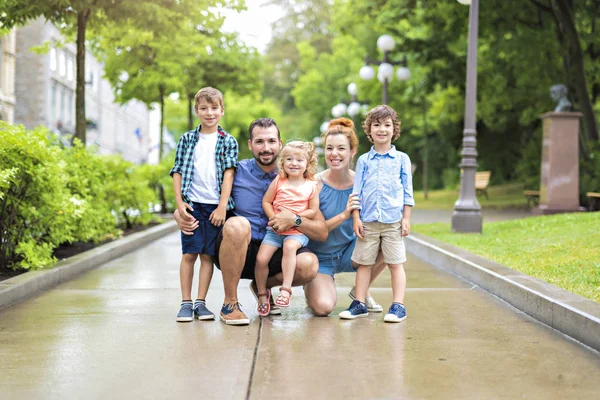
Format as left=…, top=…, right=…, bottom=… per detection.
left=170, top=125, right=238, bottom=210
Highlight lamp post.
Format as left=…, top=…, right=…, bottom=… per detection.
left=331, top=82, right=367, bottom=119
left=314, top=126, right=327, bottom=171
left=359, top=35, right=410, bottom=105
left=451, top=0, right=482, bottom=233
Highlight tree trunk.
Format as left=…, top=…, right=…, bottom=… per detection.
left=188, top=93, right=194, bottom=131
left=158, top=184, right=168, bottom=213
left=552, top=0, right=599, bottom=141
left=73, top=8, right=90, bottom=146
left=422, top=102, right=429, bottom=200
left=158, top=84, right=165, bottom=161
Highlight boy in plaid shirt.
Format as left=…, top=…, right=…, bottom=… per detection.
left=170, top=87, right=238, bottom=322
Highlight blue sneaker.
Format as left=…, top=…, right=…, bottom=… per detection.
left=384, top=302, right=407, bottom=323
left=339, top=300, right=369, bottom=320
left=176, top=302, right=194, bottom=322
left=193, top=301, right=215, bottom=321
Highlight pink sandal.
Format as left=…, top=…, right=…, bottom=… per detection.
left=257, top=289, right=271, bottom=317
left=275, top=286, right=292, bottom=308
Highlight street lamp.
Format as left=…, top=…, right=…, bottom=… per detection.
left=451, top=0, right=482, bottom=233
left=331, top=82, right=368, bottom=118
left=359, top=34, right=410, bottom=105
left=314, top=132, right=325, bottom=171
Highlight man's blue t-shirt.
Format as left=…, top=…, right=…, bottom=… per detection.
left=231, top=159, right=278, bottom=241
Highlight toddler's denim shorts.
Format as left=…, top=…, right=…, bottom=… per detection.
left=261, top=228, right=309, bottom=248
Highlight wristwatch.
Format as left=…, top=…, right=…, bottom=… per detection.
left=294, top=214, right=302, bottom=227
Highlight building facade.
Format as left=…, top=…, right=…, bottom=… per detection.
left=0, top=30, right=17, bottom=123
left=15, top=18, right=151, bottom=164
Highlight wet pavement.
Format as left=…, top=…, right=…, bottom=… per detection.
left=1, top=228, right=600, bottom=400
left=411, top=208, right=532, bottom=224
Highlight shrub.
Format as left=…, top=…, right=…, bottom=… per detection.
left=0, top=122, right=161, bottom=270
left=0, top=123, right=81, bottom=269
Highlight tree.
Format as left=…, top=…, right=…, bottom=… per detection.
left=97, top=1, right=232, bottom=160
left=263, top=0, right=335, bottom=110
left=181, top=33, right=263, bottom=130
left=0, top=0, right=164, bottom=145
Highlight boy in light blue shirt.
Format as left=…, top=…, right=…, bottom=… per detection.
left=339, top=105, right=414, bottom=323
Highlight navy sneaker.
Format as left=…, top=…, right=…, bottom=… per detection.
left=339, top=299, right=369, bottom=320
left=193, top=301, right=215, bottom=321
left=384, top=302, right=407, bottom=323
left=176, top=302, right=194, bottom=322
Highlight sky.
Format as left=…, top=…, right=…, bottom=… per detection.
left=220, top=0, right=284, bottom=53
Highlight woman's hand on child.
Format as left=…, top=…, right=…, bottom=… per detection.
left=343, top=194, right=360, bottom=219
left=210, top=206, right=227, bottom=227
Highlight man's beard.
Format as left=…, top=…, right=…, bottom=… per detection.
left=256, top=152, right=277, bottom=166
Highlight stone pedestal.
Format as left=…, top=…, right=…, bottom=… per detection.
left=533, top=112, right=582, bottom=215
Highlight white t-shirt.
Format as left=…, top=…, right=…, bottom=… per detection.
left=187, top=132, right=219, bottom=204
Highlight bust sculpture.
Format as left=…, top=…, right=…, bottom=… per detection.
left=550, top=84, right=572, bottom=112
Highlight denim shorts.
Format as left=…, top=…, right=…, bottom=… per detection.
left=315, top=239, right=357, bottom=277
left=214, top=230, right=313, bottom=280
left=180, top=202, right=226, bottom=256
left=261, top=228, right=309, bottom=248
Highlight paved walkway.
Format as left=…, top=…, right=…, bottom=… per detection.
left=411, top=208, right=532, bottom=224
left=1, top=217, right=600, bottom=399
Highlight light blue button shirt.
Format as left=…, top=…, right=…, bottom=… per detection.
left=352, top=146, right=415, bottom=223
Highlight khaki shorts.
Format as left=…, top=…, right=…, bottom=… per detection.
left=351, top=221, right=406, bottom=265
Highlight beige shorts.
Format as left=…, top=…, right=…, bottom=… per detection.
left=351, top=221, right=407, bottom=265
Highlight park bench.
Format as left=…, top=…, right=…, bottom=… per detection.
left=587, top=192, right=600, bottom=211
left=524, top=190, right=540, bottom=207
left=475, top=171, right=491, bottom=199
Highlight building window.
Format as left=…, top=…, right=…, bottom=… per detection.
left=68, top=90, right=74, bottom=126
left=59, top=51, right=66, bottom=77
left=87, top=69, right=97, bottom=93
left=0, top=39, right=3, bottom=90
left=50, top=81, right=57, bottom=129
left=60, top=86, right=66, bottom=124
left=50, top=47, right=57, bottom=71
left=67, top=56, right=74, bottom=81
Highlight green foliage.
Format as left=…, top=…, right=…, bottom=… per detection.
left=0, top=123, right=85, bottom=269
left=514, top=128, right=543, bottom=190
left=263, top=0, right=334, bottom=111
left=164, top=92, right=283, bottom=161
left=413, top=212, right=600, bottom=302
left=136, top=152, right=176, bottom=213
left=221, top=93, right=284, bottom=160
left=580, top=141, right=600, bottom=205
left=413, top=183, right=527, bottom=210
left=0, top=122, right=160, bottom=271
left=286, top=0, right=600, bottom=191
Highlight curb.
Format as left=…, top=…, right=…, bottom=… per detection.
left=407, top=232, right=600, bottom=353
left=0, top=220, right=179, bottom=310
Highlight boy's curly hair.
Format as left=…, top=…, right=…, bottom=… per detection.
left=194, top=87, right=224, bottom=113
left=322, top=117, right=359, bottom=152
left=362, top=105, right=401, bottom=143
left=278, top=141, right=318, bottom=180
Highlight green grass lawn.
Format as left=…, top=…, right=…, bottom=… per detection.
left=412, top=212, right=600, bottom=302
left=414, top=183, right=528, bottom=210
